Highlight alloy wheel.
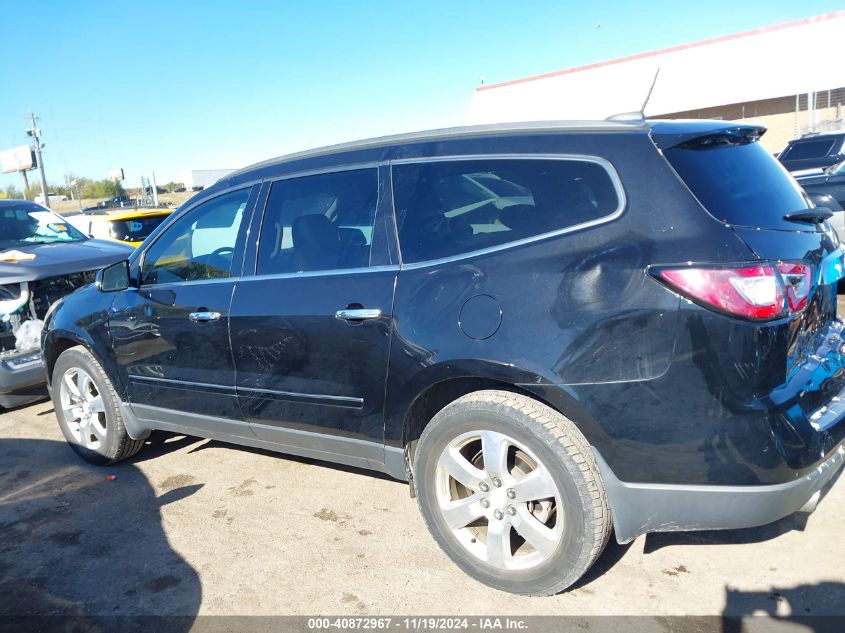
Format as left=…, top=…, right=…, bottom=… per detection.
left=59, top=367, right=108, bottom=450
left=434, top=430, right=563, bottom=571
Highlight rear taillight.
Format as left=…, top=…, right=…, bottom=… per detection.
left=656, top=262, right=812, bottom=321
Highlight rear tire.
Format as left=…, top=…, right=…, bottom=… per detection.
left=414, top=390, right=611, bottom=595
left=51, top=345, right=145, bottom=465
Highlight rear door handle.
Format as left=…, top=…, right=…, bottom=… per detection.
left=189, top=311, right=221, bottom=323
left=335, top=308, right=381, bottom=321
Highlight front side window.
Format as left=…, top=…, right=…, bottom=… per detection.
left=141, top=188, right=250, bottom=285
left=391, top=158, right=620, bottom=263
left=257, top=168, right=378, bottom=274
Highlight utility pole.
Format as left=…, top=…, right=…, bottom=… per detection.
left=19, top=170, right=30, bottom=198
left=26, top=112, right=50, bottom=208
left=151, top=171, right=159, bottom=207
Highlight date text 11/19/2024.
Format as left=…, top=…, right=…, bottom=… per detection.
left=307, top=617, right=528, bottom=631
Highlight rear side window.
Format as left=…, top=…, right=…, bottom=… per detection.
left=257, top=168, right=378, bottom=275
left=780, top=138, right=837, bottom=161
left=665, top=140, right=811, bottom=231
left=391, top=158, right=621, bottom=263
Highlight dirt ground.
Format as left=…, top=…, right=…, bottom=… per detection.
left=0, top=397, right=842, bottom=625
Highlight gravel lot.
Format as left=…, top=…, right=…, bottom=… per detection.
left=0, top=395, right=843, bottom=625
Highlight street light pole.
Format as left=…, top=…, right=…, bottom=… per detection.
left=27, top=112, right=50, bottom=209
left=19, top=170, right=30, bottom=198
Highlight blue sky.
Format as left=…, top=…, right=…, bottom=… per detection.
left=1, top=0, right=843, bottom=189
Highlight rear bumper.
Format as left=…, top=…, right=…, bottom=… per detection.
left=595, top=443, right=845, bottom=544
left=0, top=351, right=48, bottom=408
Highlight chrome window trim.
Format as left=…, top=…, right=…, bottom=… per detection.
left=389, top=153, right=626, bottom=270
left=137, top=276, right=240, bottom=290
left=263, top=162, right=382, bottom=184
left=239, top=264, right=398, bottom=282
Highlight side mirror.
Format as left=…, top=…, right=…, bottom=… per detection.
left=97, top=260, right=130, bottom=292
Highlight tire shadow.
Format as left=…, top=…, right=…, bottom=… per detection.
left=568, top=535, right=634, bottom=592
left=0, top=438, right=202, bottom=623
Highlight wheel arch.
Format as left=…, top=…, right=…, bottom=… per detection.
left=395, top=366, right=590, bottom=465
left=44, top=330, right=109, bottom=388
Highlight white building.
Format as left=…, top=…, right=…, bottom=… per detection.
left=183, top=168, right=237, bottom=190
left=468, top=10, right=845, bottom=153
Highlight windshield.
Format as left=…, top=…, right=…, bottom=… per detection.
left=780, top=138, right=837, bottom=161
left=0, top=206, right=87, bottom=249
left=109, top=215, right=169, bottom=242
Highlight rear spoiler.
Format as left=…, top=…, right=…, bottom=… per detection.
left=649, top=123, right=766, bottom=150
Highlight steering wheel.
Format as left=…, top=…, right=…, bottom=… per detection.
left=210, top=246, right=234, bottom=259
left=193, top=246, right=235, bottom=280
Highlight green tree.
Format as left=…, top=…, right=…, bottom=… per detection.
left=79, top=178, right=125, bottom=199
left=1, top=184, right=23, bottom=199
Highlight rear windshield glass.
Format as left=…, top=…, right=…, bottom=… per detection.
left=780, top=138, right=837, bottom=161
left=110, top=215, right=168, bottom=242
left=664, top=140, right=812, bottom=230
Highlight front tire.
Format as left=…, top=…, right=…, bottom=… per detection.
left=414, top=390, right=611, bottom=595
left=52, top=345, right=145, bottom=465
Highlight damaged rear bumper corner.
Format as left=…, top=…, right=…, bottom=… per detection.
left=593, top=444, right=845, bottom=544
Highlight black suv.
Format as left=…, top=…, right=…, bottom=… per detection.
left=43, top=120, right=845, bottom=595
left=779, top=131, right=845, bottom=172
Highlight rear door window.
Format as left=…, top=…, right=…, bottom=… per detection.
left=391, top=158, right=621, bottom=263
left=257, top=168, right=378, bottom=274
left=665, top=140, right=812, bottom=231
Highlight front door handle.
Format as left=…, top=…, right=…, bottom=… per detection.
left=335, top=308, right=381, bottom=321
left=189, top=311, right=221, bottom=323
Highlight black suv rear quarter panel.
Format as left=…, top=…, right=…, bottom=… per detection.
left=382, top=130, right=765, bottom=485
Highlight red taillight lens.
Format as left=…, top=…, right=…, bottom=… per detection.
left=659, top=265, right=786, bottom=320
left=777, top=262, right=811, bottom=312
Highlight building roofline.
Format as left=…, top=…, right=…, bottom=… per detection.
left=227, top=119, right=645, bottom=179
left=476, top=10, right=845, bottom=93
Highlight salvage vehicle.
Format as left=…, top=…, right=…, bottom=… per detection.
left=805, top=192, right=845, bottom=241
left=63, top=208, right=174, bottom=248
left=43, top=120, right=845, bottom=595
left=99, top=194, right=135, bottom=208
left=795, top=160, right=845, bottom=209
left=0, top=200, right=133, bottom=408
left=34, top=192, right=69, bottom=204
left=779, top=132, right=845, bottom=172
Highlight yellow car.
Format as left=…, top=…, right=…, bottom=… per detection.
left=62, top=208, right=174, bottom=248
